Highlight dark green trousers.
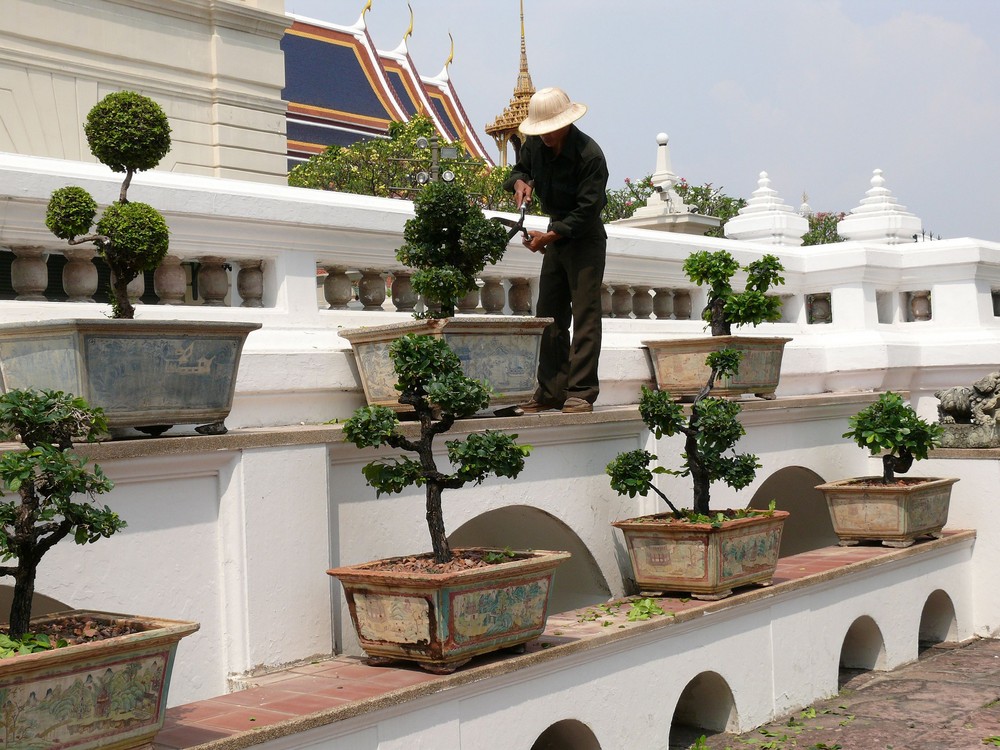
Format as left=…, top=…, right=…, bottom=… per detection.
left=533, top=233, right=606, bottom=406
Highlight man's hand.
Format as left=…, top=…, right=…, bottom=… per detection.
left=523, top=229, right=560, bottom=254
left=513, top=179, right=534, bottom=208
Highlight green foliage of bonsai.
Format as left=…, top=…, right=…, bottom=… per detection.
left=45, top=91, right=172, bottom=319
left=397, top=181, right=509, bottom=318
left=0, top=390, right=123, bottom=640
left=45, top=187, right=98, bottom=241
left=683, top=249, right=786, bottom=336
left=344, top=334, right=531, bottom=563
left=607, top=349, right=762, bottom=521
left=843, top=391, right=943, bottom=483
left=84, top=91, right=171, bottom=176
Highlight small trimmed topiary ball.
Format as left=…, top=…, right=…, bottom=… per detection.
left=84, top=91, right=171, bottom=174
left=96, top=201, right=170, bottom=273
left=45, top=186, right=98, bottom=240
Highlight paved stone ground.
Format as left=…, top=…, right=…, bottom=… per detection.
left=672, top=638, right=1000, bottom=750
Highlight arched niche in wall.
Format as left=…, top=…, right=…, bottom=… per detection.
left=749, top=465, right=838, bottom=556
left=530, top=718, right=601, bottom=750
left=449, top=505, right=611, bottom=613
left=840, top=615, right=887, bottom=689
left=919, top=588, right=959, bottom=648
left=668, top=670, right=738, bottom=746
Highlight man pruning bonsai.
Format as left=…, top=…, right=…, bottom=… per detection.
left=504, top=87, right=609, bottom=414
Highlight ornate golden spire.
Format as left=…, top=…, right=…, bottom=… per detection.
left=485, top=0, right=536, bottom=167
left=404, top=3, right=413, bottom=42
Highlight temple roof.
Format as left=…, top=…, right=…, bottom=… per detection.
left=283, top=6, right=491, bottom=168
left=485, top=0, right=535, bottom=166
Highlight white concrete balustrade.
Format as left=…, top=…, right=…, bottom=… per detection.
left=3, top=152, right=1000, bottom=426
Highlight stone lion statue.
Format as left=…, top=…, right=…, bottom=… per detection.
left=935, top=371, right=1000, bottom=425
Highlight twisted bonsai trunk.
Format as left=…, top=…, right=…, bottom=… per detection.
left=687, top=429, right=711, bottom=516
left=399, top=389, right=455, bottom=564
left=2, top=486, right=73, bottom=638
left=882, top=449, right=914, bottom=483
left=708, top=296, right=731, bottom=337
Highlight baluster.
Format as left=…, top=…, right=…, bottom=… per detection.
left=323, top=266, right=353, bottom=309
left=237, top=259, right=264, bottom=308
left=10, top=246, right=48, bottom=301
left=457, top=283, right=481, bottom=314
left=509, top=278, right=533, bottom=316
left=199, top=256, right=230, bottom=306
left=154, top=254, right=187, bottom=305
left=601, top=284, right=612, bottom=318
left=480, top=276, right=506, bottom=314
left=358, top=269, right=386, bottom=311
left=632, top=285, right=653, bottom=320
left=610, top=284, right=633, bottom=319
left=62, top=247, right=98, bottom=303
left=909, top=290, right=931, bottom=321
left=673, top=289, right=693, bottom=320
left=807, top=293, right=832, bottom=324
left=652, top=287, right=673, bottom=319
left=390, top=271, right=417, bottom=312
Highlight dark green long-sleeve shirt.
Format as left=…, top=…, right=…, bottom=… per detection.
left=504, top=125, right=609, bottom=242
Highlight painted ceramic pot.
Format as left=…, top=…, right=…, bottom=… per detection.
left=643, top=335, right=791, bottom=400
left=0, top=610, right=197, bottom=750
left=613, top=511, right=789, bottom=600
left=339, top=316, right=552, bottom=411
left=815, top=476, right=957, bottom=547
left=328, top=548, right=570, bottom=673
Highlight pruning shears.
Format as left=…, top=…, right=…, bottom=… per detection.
left=495, top=201, right=530, bottom=241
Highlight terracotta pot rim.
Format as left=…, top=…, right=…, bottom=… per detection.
left=339, top=316, right=555, bottom=342
left=612, top=509, right=789, bottom=531
left=815, top=476, right=959, bottom=491
left=328, top=547, right=571, bottom=584
left=0, top=610, right=199, bottom=670
left=641, top=334, right=793, bottom=347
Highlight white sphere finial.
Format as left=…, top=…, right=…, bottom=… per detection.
left=656, top=132, right=668, bottom=146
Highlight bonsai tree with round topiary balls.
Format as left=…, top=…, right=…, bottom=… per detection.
left=45, top=91, right=172, bottom=319
left=396, top=180, right=509, bottom=319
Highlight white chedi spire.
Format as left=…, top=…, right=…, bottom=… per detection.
left=724, top=171, right=808, bottom=246
left=612, top=133, right=720, bottom=236
left=646, top=133, right=687, bottom=213
left=838, top=169, right=921, bottom=244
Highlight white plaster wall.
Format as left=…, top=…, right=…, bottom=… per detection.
left=31, top=453, right=234, bottom=703
left=924, top=454, right=1000, bottom=638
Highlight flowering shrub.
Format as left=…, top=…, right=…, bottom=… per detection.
left=601, top=175, right=656, bottom=222
left=801, top=211, right=847, bottom=246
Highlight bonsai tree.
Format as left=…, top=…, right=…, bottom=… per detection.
left=396, top=180, right=509, bottom=318
left=683, top=249, right=785, bottom=336
left=607, top=349, right=761, bottom=519
left=45, top=90, right=172, bottom=319
left=343, top=334, right=531, bottom=563
left=843, top=391, right=943, bottom=484
left=0, top=390, right=123, bottom=639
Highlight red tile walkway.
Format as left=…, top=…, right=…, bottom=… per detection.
left=152, top=531, right=973, bottom=750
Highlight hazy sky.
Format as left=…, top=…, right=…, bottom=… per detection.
left=285, top=1, right=1000, bottom=242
